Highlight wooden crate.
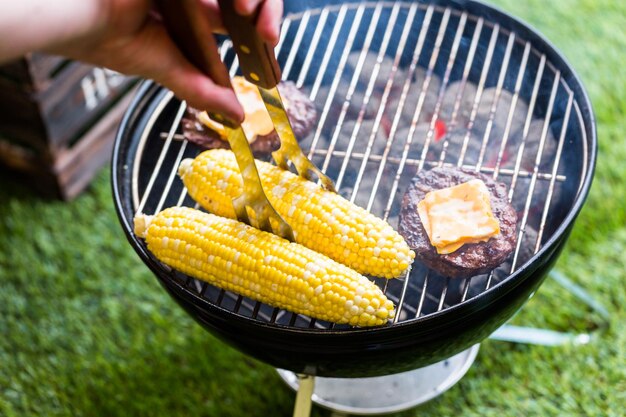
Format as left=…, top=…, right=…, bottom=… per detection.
left=0, top=53, right=66, bottom=91
left=0, top=53, right=139, bottom=199
left=0, top=91, right=136, bottom=200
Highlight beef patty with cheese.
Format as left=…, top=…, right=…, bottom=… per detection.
left=399, top=167, right=518, bottom=278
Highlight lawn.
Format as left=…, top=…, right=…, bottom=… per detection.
left=1, top=0, right=625, bottom=416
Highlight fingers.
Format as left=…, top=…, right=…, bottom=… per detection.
left=234, top=0, right=283, bottom=45
left=167, top=72, right=245, bottom=123
left=256, top=0, right=283, bottom=45
left=131, top=20, right=244, bottom=122
left=199, top=0, right=226, bottom=35
left=233, top=0, right=265, bottom=16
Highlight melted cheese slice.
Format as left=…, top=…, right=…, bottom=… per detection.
left=198, top=76, right=276, bottom=143
left=417, top=179, right=500, bottom=254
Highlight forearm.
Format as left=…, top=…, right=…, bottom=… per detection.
left=0, top=0, right=104, bottom=64
left=0, top=0, right=282, bottom=121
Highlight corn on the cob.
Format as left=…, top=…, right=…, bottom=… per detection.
left=178, top=149, right=415, bottom=279
left=134, top=206, right=395, bottom=327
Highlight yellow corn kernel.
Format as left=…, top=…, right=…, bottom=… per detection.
left=134, top=206, right=395, bottom=327
left=178, top=149, right=415, bottom=278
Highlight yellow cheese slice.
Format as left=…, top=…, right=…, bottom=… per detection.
left=417, top=179, right=500, bottom=254
left=197, top=76, right=276, bottom=143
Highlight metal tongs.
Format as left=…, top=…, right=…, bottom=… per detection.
left=155, top=0, right=335, bottom=241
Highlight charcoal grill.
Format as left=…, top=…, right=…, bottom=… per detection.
left=112, top=0, right=596, bottom=414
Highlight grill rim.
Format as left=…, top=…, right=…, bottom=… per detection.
left=110, top=0, right=597, bottom=374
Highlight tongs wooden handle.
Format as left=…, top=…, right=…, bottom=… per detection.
left=154, top=0, right=279, bottom=109
left=155, top=0, right=294, bottom=240
left=215, top=0, right=281, bottom=89
left=216, top=0, right=336, bottom=192
left=154, top=1, right=228, bottom=82
left=154, top=0, right=239, bottom=127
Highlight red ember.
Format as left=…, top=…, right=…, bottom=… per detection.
left=434, top=120, right=447, bottom=142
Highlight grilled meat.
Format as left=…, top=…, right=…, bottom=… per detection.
left=181, top=80, right=317, bottom=157
left=399, top=167, right=518, bottom=278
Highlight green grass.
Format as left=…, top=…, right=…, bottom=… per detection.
left=1, top=0, right=625, bottom=416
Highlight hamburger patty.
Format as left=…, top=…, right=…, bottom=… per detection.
left=398, top=167, right=518, bottom=278
left=181, top=81, right=316, bottom=157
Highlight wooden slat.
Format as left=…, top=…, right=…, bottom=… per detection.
left=0, top=52, right=140, bottom=199
left=54, top=91, right=136, bottom=199
left=0, top=60, right=137, bottom=151
left=0, top=80, right=48, bottom=152
left=0, top=87, right=137, bottom=200
left=0, top=53, right=67, bottom=90
left=40, top=65, right=137, bottom=151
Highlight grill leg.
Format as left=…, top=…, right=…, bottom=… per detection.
left=278, top=345, right=479, bottom=415
left=292, top=374, right=315, bottom=417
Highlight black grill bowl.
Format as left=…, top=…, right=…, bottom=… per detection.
left=112, top=0, right=596, bottom=378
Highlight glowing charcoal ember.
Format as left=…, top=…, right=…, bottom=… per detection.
left=397, top=68, right=442, bottom=125
left=475, top=89, right=530, bottom=135
left=439, top=81, right=479, bottom=129
left=346, top=51, right=409, bottom=92
left=332, top=119, right=389, bottom=155
left=426, top=128, right=488, bottom=166
left=316, top=82, right=384, bottom=122
left=507, top=119, right=559, bottom=171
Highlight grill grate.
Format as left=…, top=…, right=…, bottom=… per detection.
left=130, top=2, right=588, bottom=330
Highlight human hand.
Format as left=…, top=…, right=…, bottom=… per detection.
left=45, top=0, right=283, bottom=123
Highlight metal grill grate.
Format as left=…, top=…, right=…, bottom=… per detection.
left=130, top=2, right=588, bottom=330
